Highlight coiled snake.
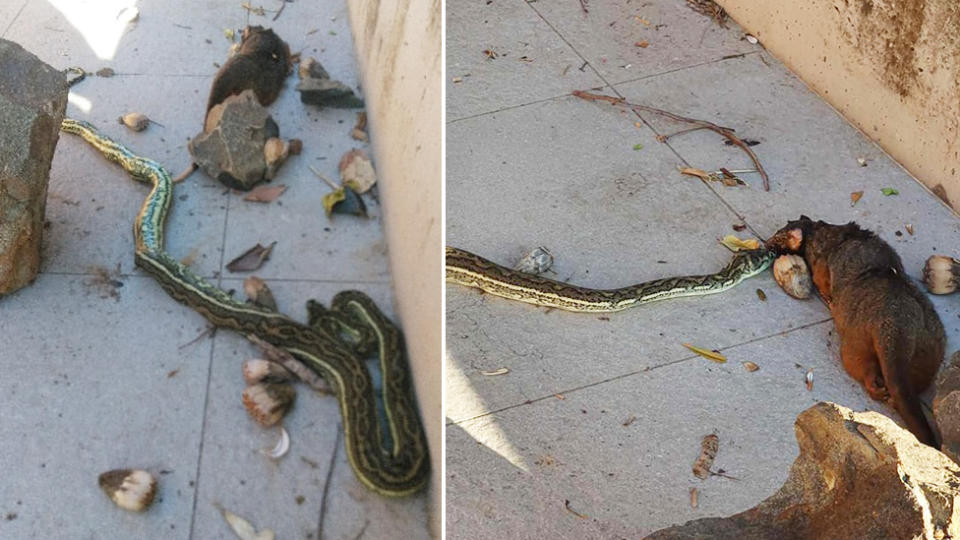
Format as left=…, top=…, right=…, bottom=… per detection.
left=61, top=118, right=428, bottom=497
left=446, top=246, right=774, bottom=312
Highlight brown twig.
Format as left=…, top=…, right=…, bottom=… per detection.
left=578, top=0, right=589, bottom=14
left=247, top=334, right=332, bottom=394
left=178, top=325, right=216, bottom=349
left=572, top=89, right=770, bottom=191
left=272, top=0, right=287, bottom=21
left=172, top=162, right=198, bottom=184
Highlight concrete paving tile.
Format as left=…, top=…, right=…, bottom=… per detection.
left=446, top=94, right=829, bottom=421
left=446, top=0, right=604, bottom=121
left=446, top=322, right=888, bottom=539
left=0, top=1, right=28, bottom=37
left=530, top=0, right=759, bottom=85
left=614, top=53, right=960, bottom=277
left=191, top=279, right=428, bottom=539
left=0, top=273, right=211, bottom=539
left=45, top=74, right=227, bottom=278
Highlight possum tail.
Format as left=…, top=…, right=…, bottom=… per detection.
left=875, top=330, right=938, bottom=446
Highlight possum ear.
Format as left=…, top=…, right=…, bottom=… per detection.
left=787, top=228, right=804, bottom=251
left=799, top=214, right=811, bottom=222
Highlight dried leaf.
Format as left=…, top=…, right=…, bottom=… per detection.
left=243, top=184, right=287, bottom=203
left=243, top=276, right=277, bottom=310
left=683, top=343, right=726, bottom=363
left=216, top=504, right=275, bottom=540
left=452, top=76, right=463, bottom=83
left=755, top=288, right=766, bottom=301
left=224, top=28, right=236, bottom=41
left=881, top=187, right=899, bottom=196
left=635, top=40, right=649, bottom=48
left=692, top=434, right=719, bottom=479
left=905, top=224, right=914, bottom=235
left=350, top=112, right=368, bottom=141
left=689, top=487, right=698, bottom=508
left=321, top=185, right=367, bottom=218
left=805, top=368, right=814, bottom=391
left=719, top=235, right=761, bottom=252
left=554, top=393, right=565, bottom=400
left=338, top=149, right=377, bottom=193
left=678, top=166, right=712, bottom=181
left=856, top=156, right=867, bottom=167
left=226, top=242, right=275, bottom=273
left=481, top=368, right=509, bottom=376
left=850, top=191, right=863, bottom=206
left=632, top=143, right=643, bottom=151
left=742, top=361, right=759, bottom=372
left=260, top=426, right=290, bottom=460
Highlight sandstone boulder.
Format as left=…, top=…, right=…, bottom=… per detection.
left=0, top=39, right=68, bottom=295
left=647, top=402, right=960, bottom=540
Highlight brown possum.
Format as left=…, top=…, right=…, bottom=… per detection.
left=766, top=216, right=945, bottom=446
left=206, top=26, right=291, bottom=113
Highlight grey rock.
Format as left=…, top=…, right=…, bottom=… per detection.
left=647, top=402, right=960, bottom=540
left=188, top=90, right=279, bottom=191
left=0, top=39, right=68, bottom=295
left=934, top=350, right=960, bottom=464
left=295, top=57, right=364, bottom=108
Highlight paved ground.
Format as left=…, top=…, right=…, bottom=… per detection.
left=1, top=1, right=428, bottom=538
left=445, top=0, right=960, bottom=538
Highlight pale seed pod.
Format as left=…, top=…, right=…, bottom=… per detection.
left=98, top=469, right=157, bottom=512
left=242, top=359, right=293, bottom=385
left=773, top=254, right=812, bottom=299
left=242, top=383, right=295, bottom=426
left=923, top=255, right=960, bottom=295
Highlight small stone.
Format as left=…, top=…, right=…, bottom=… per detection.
left=296, top=56, right=364, bottom=108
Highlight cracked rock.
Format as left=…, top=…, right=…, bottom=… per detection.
left=295, top=57, right=364, bottom=108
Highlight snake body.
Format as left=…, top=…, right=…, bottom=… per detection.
left=446, top=246, right=774, bottom=312
left=61, top=118, right=428, bottom=496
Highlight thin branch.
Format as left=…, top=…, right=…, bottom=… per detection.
left=247, top=334, right=332, bottom=394
left=172, top=162, right=197, bottom=184
left=178, top=325, right=216, bottom=349
left=572, top=89, right=770, bottom=191
left=272, top=0, right=287, bottom=21
left=317, top=426, right=342, bottom=540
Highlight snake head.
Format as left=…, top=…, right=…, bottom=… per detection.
left=765, top=215, right=814, bottom=255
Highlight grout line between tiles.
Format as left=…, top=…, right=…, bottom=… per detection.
left=38, top=270, right=390, bottom=285
left=0, top=0, right=28, bottom=38
left=447, top=316, right=834, bottom=426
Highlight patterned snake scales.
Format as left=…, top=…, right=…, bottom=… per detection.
left=61, top=119, right=428, bottom=496
left=446, top=246, right=775, bottom=312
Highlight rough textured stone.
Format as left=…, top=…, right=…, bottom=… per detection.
left=295, top=57, right=364, bottom=108
left=934, top=350, right=960, bottom=464
left=0, top=39, right=67, bottom=295
left=647, top=402, right=960, bottom=540
left=188, top=89, right=279, bottom=190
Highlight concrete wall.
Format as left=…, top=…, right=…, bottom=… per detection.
left=716, top=0, right=960, bottom=208
left=345, top=0, right=442, bottom=534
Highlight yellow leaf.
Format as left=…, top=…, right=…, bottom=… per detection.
left=683, top=343, right=726, bottom=363
left=719, top=235, right=761, bottom=251
left=850, top=191, right=863, bottom=206
left=678, top=166, right=712, bottom=181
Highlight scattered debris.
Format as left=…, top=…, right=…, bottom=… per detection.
left=622, top=414, right=637, bottom=426
left=724, top=138, right=759, bottom=146
left=678, top=166, right=746, bottom=187
left=95, top=67, right=115, bottom=78
left=744, top=34, right=759, bottom=44
left=312, top=166, right=368, bottom=218
left=742, top=361, right=760, bottom=372
left=243, top=276, right=277, bottom=310
left=243, top=358, right=294, bottom=385
left=686, top=0, right=727, bottom=27
left=296, top=57, right=364, bottom=108
left=633, top=143, right=644, bottom=151
left=215, top=503, right=275, bottom=540
left=755, top=288, right=766, bottom=301
left=636, top=40, right=649, bottom=48
left=514, top=246, right=554, bottom=274
left=248, top=335, right=332, bottom=394
left=480, top=368, right=509, bottom=376
left=98, top=469, right=157, bottom=512
left=243, top=184, right=287, bottom=203
left=881, top=187, right=899, bottom=196
left=263, top=138, right=294, bottom=180
left=482, top=49, right=498, bottom=60
left=564, top=499, right=588, bottom=519
left=732, top=223, right=747, bottom=232
left=574, top=90, right=771, bottom=190
left=64, top=66, right=87, bottom=86
left=719, top=235, right=761, bottom=252
left=84, top=265, right=124, bottom=300
left=922, top=255, right=960, bottom=294
left=117, top=112, right=160, bottom=132
left=178, top=325, right=216, bottom=349
left=692, top=434, right=719, bottom=479
left=856, top=156, right=868, bottom=167
left=905, top=224, right=914, bottom=235
left=683, top=343, right=726, bottom=363
left=850, top=191, right=863, bottom=206
left=167, top=369, right=179, bottom=378
left=338, top=149, right=377, bottom=193
left=260, top=426, right=290, bottom=460
left=172, top=163, right=198, bottom=184
left=350, top=112, right=368, bottom=141
left=224, top=28, right=236, bottom=41
left=773, top=255, right=813, bottom=299
left=226, top=242, right=276, bottom=273
left=689, top=487, right=698, bottom=508
left=242, top=383, right=296, bottom=427
left=805, top=368, right=814, bottom=391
